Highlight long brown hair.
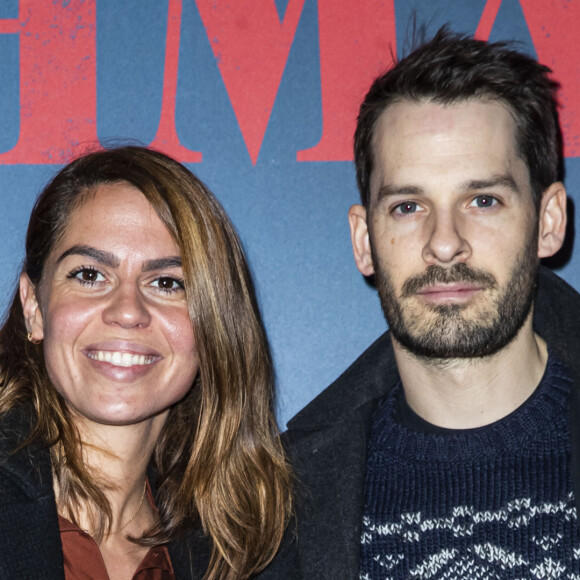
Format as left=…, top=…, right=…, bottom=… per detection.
left=0, top=146, right=292, bottom=579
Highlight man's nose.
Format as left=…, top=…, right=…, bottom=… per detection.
left=422, top=208, right=471, bottom=265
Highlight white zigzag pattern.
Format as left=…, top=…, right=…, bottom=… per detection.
left=361, top=492, right=579, bottom=579
left=362, top=492, right=577, bottom=544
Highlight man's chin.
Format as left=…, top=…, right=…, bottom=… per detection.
left=391, top=331, right=502, bottom=360
left=388, top=307, right=529, bottom=360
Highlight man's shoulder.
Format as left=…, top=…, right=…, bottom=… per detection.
left=535, top=267, right=580, bottom=360
left=286, top=331, right=398, bottom=433
left=273, top=333, right=399, bottom=580
left=537, top=266, right=580, bottom=307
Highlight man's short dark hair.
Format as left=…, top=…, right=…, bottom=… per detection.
left=354, top=27, right=561, bottom=208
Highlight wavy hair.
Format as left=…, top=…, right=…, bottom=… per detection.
left=0, top=146, right=292, bottom=579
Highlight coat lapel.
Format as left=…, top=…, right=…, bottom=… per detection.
left=0, top=419, right=64, bottom=579
left=283, top=333, right=398, bottom=579
left=534, top=267, right=580, bottom=525
left=167, top=525, right=212, bottom=579
left=289, top=400, right=374, bottom=579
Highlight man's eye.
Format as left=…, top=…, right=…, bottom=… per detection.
left=470, top=195, right=497, bottom=208
left=394, top=201, right=419, bottom=215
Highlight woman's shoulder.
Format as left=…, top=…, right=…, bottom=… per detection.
left=0, top=405, right=34, bottom=450
left=167, top=526, right=212, bottom=580
left=0, top=405, right=53, bottom=501
left=0, top=406, right=63, bottom=578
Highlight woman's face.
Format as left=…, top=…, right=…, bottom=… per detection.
left=20, top=182, right=199, bottom=428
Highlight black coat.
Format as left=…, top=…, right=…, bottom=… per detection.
left=0, top=411, right=210, bottom=579
left=257, top=267, right=580, bottom=579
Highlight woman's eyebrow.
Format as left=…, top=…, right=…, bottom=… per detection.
left=56, top=246, right=182, bottom=272
left=56, top=245, right=119, bottom=267
left=141, top=257, right=182, bottom=272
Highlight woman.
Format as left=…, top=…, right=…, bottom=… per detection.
left=0, top=146, right=292, bottom=579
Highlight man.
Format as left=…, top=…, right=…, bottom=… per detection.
left=259, top=29, right=580, bottom=579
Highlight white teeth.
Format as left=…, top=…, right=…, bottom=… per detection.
left=87, top=351, right=156, bottom=367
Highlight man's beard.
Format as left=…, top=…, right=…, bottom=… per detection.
left=373, top=231, right=539, bottom=360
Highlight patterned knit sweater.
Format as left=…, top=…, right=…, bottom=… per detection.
left=360, top=354, right=580, bottom=580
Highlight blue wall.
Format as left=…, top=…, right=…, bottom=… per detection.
left=0, top=0, right=578, bottom=426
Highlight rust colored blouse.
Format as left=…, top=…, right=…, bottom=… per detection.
left=58, top=484, right=175, bottom=580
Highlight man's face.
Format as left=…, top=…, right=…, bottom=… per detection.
left=354, top=99, right=542, bottom=359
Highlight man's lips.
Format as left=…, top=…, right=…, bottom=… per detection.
left=415, top=283, right=483, bottom=302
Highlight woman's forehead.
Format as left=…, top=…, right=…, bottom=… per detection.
left=52, top=183, right=181, bottom=264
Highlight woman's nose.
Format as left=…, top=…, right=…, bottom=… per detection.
left=102, top=284, right=151, bottom=329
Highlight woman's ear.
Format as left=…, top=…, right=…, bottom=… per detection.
left=348, top=204, right=375, bottom=277
left=538, top=182, right=567, bottom=259
left=19, top=273, right=44, bottom=342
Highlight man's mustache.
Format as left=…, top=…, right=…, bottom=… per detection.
left=401, top=263, right=498, bottom=297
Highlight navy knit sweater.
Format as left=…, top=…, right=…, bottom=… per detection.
left=360, top=354, right=580, bottom=579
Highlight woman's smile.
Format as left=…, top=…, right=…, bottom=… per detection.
left=85, top=350, right=159, bottom=367
left=23, top=182, right=199, bottom=426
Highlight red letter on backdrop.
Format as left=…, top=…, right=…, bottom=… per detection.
left=150, top=0, right=202, bottom=162
left=297, top=0, right=396, bottom=162
left=520, top=0, right=580, bottom=157
left=474, top=0, right=503, bottom=41
left=0, top=0, right=98, bottom=165
left=195, top=0, right=305, bottom=165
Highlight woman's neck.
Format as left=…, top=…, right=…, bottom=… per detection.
left=55, top=411, right=167, bottom=539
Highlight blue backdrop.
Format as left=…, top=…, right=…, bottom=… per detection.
left=0, top=0, right=578, bottom=426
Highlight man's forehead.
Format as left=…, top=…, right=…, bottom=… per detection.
left=373, top=97, right=517, bottom=143
left=368, top=98, right=530, bottom=203
left=372, top=99, right=519, bottom=167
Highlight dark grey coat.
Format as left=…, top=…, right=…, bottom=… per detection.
left=0, top=410, right=210, bottom=579
left=258, top=267, right=580, bottom=579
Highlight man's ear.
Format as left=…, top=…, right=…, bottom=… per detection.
left=537, top=182, right=567, bottom=259
left=19, top=273, right=44, bottom=342
left=348, top=204, right=375, bottom=277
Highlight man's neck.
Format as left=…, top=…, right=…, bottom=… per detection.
left=392, top=313, right=548, bottom=429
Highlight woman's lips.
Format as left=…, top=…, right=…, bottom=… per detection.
left=85, top=350, right=158, bottom=367
left=82, top=341, right=163, bottom=374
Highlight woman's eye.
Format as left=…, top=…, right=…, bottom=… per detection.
left=69, top=268, right=105, bottom=284
left=151, top=277, right=185, bottom=293
left=470, top=195, right=498, bottom=208
left=394, top=201, right=420, bottom=215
